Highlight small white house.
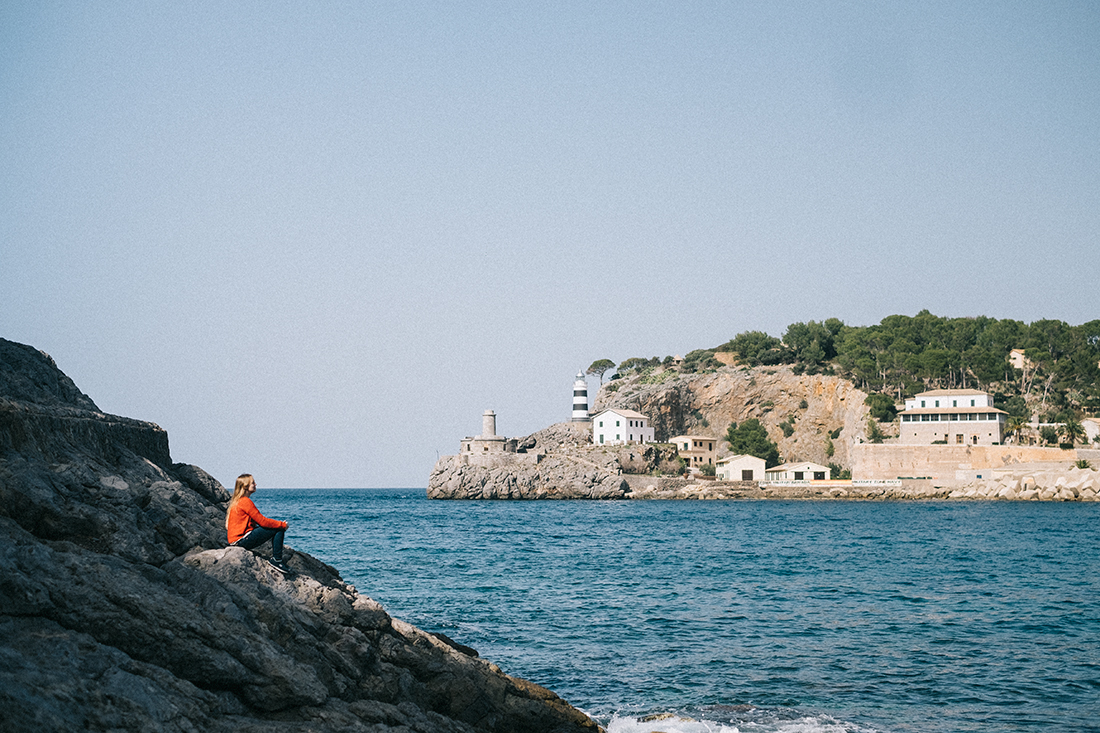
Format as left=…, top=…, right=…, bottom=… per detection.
left=716, top=454, right=766, bottom=482
left=764, top=461, right=830, bottom=482
left=591, top=409, right=654, bottom=446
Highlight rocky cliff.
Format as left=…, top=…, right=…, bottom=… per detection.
left=0, top=338, right=598, bottom=733
left=595, top=364, right=874, bottom=467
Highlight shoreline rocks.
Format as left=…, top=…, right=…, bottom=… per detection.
left=944, top=465, right=1099, bottom=501
left=0, top=338, right=598, bottom=733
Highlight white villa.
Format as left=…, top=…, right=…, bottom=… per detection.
left=764, top=461, right=830, bottom=482
left=716, top=454, right=766, bottom=482
left=899, top=389, right=1006, bottom=445
left=591, top=409, right=655, bottom=446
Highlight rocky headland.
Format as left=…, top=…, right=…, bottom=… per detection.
left=429, top=367, right=870, bottom=500
left=0, top=338, right=598, bottom=733
left=428, top=363, right=1099, bottom=501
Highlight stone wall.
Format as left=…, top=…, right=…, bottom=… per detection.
left=851, top=443, right=1080, bottom=484
left=455, top=451, right=541, bottom=468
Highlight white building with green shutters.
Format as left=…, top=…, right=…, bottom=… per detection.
left=591, top=409, right=654, bottom=446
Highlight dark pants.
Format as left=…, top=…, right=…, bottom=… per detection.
left=234, top=527, right=285, bottom=561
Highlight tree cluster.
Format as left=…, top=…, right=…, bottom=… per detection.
left=725, top=419, right=780, bottom=467
left=717, top=312, right=1100, bottom=419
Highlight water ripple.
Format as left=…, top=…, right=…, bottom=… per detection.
left=265, top=491, right=1100, bottom=733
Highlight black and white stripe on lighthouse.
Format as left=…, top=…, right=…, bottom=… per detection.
left=571, top=371, right=590, bottom=422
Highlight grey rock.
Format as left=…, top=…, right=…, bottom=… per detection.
left=0, top=338, right=598, bottom=733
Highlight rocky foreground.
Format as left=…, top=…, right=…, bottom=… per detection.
left=0, top=338, right=598, bottom=733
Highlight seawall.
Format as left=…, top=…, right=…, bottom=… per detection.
left=851, top=444, right=1086, bottom=484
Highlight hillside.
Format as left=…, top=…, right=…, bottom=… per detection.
left=595, top=363, right=873, bottom=468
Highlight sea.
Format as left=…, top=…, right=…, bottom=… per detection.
left=258, top=489, right=1100, bottom=733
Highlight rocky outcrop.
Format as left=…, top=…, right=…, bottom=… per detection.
left=596, top=365, right=872, bottom=467
left=0, top=338, right=598, bottom=733
left=428, top=451, right=629, bottom=500
left=428, top=423, right=685, bottom=500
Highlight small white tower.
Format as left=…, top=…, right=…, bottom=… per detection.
left=571, top=371, right=590, bottom=422
left=482, top=409, right=497, bottom=438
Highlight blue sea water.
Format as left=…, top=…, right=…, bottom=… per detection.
left=259, top=490, right=1100, bottom=733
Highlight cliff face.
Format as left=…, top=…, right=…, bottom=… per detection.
left=595, top=365, right=873, bottom=468
left=0, top=338, right=597, bottom=733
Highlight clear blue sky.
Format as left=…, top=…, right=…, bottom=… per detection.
left=3, top=2, right=1098, bottom=487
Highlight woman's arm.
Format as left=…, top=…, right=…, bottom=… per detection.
left=241, top=498, right=288, bottom=530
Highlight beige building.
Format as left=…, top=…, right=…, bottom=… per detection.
left=764, top=461, right=830, bottom=481
left=1009, top=349, right=1033, bottom=371
left=716, top=454, right=766, bottom=481
left=670, top=435, right=718, bottom=469
left=899, top=389, right=1006, bottom=446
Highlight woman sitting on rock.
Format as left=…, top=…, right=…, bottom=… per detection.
left=226, top=473, right=291, bottom=574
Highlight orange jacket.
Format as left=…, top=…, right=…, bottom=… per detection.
left=227, top=496, right=287, bottom=544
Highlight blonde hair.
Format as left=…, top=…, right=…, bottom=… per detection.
left=226, top=473, right=255, bottom=529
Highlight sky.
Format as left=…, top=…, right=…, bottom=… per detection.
left=2, top=2, right=1098, bottom=488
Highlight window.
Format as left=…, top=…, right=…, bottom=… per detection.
left=814, top=471, right=826, bottom=480
left=616, top=434, right=620, bottom=441
left=935, top=400, right=940, bottom=407
left=616, top=420, right=620, bottom=427
left=956, top=434, right=963, bottom=444
left=599, top=435, right=604, bottom=444
left=794, top=471, right=804, bottom=480
left=953, top=400, right=957, bottom=407
left=599, top=421, right=603, bottom=427
left=970, top=400, right=975, bottom=406
left=742, top=469, right=754, bottom=480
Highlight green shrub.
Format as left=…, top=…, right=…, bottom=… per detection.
left=865, top=393, right=897, bottom=422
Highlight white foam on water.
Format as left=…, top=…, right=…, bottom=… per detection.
left=605, top=712, right=872, bottom=733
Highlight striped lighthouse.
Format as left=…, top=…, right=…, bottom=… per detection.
left=571, top=371, right=590, bottom=422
